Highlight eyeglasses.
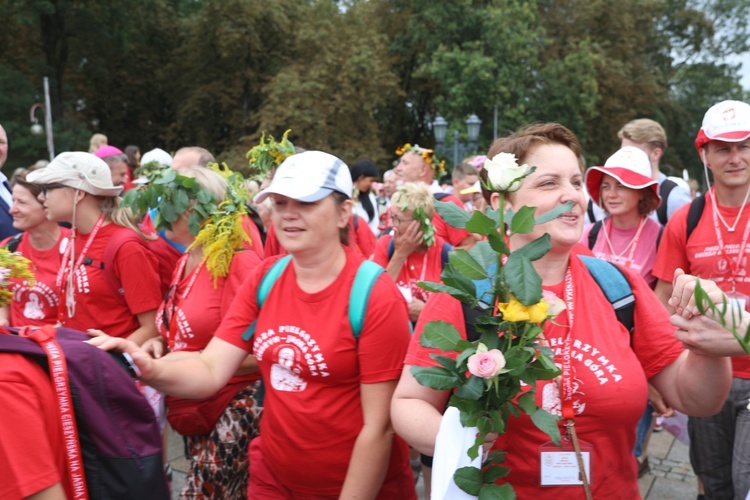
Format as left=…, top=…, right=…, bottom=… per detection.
left=390, top=214, right=414, bottom=228
left=40, top=184, right=68, bottom=197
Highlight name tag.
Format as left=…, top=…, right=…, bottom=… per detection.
left=540, top=441, right=592, bottom=486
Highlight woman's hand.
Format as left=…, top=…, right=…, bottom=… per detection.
left=669, top=268, right=728, bottom=319
left=670, top=314, right=748, bottom=357
left=87, top=329, right=159, bottom=382
left=393, top=220, right=423, bottom=257
left=142, top=336, right=168, bottom=359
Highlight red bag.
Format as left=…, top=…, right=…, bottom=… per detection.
left=166, top=382, right=245, bottom=436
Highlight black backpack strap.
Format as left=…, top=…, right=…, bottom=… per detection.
left=461, top=301, right=493, bottom=342
left=587, top=220, right=603, bottom=250
left=657, top=179, right=677, bottom=225
left=440, top=243, right=453, bottom=268
left=433, top=192, right=450, bottom=202
left=686, top=195, right=706, bottom=242
left=4, top=232, right=23, bottom=253
left=587, top=199, right=596, bottom=222
left=579, top=255, right=635, bottom=335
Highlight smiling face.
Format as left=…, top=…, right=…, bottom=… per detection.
left=271, top=194, right=351, bottom=255
left=9, top=184, right=47, bottom=231
left=501, top=143, right=586, bottom=252
left=599, top=174, right=642, bottom=217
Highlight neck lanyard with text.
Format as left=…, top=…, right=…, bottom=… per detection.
left=56, top=214, right=106, bottom=289
left=710, top=190, right=750, bottom=293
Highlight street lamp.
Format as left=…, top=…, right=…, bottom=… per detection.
left=466, top=114, right=482, bottom=152
left=29, top=77, right=55, bottom=161
left=432, top=114, right=448, bottom=153
left=432, top=113, right=482, bottom=167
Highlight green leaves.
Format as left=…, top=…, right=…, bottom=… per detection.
left=450, top=249, right=490, bottom=280
left=535, top=201, right=574, bottom=225
left=503, top=253, right=543, bottom=305
left=531, top=408, right=561, bottom=446
left=435, top=200, right=472, bottom=229
left=410, top=366, right=458, bottom=390
left=420, top=321, right=463, bottom=351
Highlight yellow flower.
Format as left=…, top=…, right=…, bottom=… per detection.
left=498, top=295, right=548, bottom=324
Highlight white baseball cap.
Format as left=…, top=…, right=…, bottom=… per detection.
left=255, top=151, right=352, bottom=203
left=585, top=146, right=660, bottom=208
left=27, top=151, right=123, bottom=197
left=695, top=100, right=750, bottom=152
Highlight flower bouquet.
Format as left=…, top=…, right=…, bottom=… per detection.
left=0, top=247, right=35, bottom=307
left=412, top=153, right=573, bottom=499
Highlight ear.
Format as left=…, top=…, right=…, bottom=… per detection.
left=338, top=199, right=353, bottom=229
left=650, top=147, right=663, bottom=164
left=74, top=189, right=86, bottom=204
left=490, top=192, right=502, bottom=210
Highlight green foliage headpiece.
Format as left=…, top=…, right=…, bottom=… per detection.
left=246, top=129, right=295, bottom=181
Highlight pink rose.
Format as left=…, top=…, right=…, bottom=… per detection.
left=467, top=349, right=506, bottom=379
left=542, top=290, right=566, bottom=318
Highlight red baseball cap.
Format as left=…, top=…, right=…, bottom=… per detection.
left=585, top=146, right=660, bottom=208
left=694, top=100, right=750, bottom=153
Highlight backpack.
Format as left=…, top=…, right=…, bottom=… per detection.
left=656, top=178, right=678, bottom=225
left=86, top=228, right=181, bottom=305
left=463, top=256, right=635, bottom=341
left=4, top=231, right=22, bottom=252
left=0, top=325, right=169, bottom=500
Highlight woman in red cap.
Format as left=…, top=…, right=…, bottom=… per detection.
left=581, top=146, right=662, bottom=287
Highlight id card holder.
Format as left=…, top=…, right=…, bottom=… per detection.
left=539, top=440, right=593, bottom=486
left=727, top=290, right=750, bottom=314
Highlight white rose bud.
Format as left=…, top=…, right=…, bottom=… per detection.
left=483, top=152, right=530, bottom=192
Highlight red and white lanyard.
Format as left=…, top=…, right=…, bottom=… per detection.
left=165, top=256, right=203, bottom=336
left=710, top=190, right=750, bottom=293
left=560, top=267, right=576, bottom=421
left=57, top=214, right=106, bottom=319
left=605, top=217, right=645, bottom=266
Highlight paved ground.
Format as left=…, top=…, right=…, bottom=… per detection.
left=166, top=425, right=696, bottom=499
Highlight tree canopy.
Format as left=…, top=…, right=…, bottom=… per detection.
left=1, top=0, right=749, bottom=183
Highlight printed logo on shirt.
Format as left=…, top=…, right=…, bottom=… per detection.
left=541, top=370, right=586, bottom=417
left=254, top=324, right=331, bottom=392
left=11, top=280, right=61, bottom=319
left=171, top=307, right=194, bottom=351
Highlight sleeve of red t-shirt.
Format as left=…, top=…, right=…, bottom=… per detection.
left=621, top=264, right=684, bottom=379
left=114, top=240, right=164, bottom=315
left=433, top=195, right=471, bottom=247
left=264, top=223, right=285, bottom=257
left=354, top=216, right=376, bottom=258
left=652, top=203, right=691, bottom=282
left=220, top=250, right=262, bottom=314
left=357, top=274, right=411, bottom=383
left=404, top=292, right=465, bottom=367
left=372, top=235, right=393, bottom=268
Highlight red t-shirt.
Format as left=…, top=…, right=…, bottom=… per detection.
left=157, top=249, right=262, bottom=385
left=433, top=194, right=472, bottom=247
left=653, top=192, right=750, bottom=378
left=372, top=234, right=446, bottom=303
left=3, top=229, right=70, bottom=326
left=0, top=353, right=72, bottom=499
left=60, top=223, right=163, bottom=338
left=407, top=255, right=684, bottom=499
left=215, top=248, right=415, bottom=498
left=264, top=215, right=377, bottom=259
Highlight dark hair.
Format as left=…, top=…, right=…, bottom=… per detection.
left=332, top=191, right=351, bottom=245
left=10, top=166, right=44, bottom=200
left=350, top=160, right=378, bottom=220
left=124, top=145, right=140, bottom=169
left=480, top=123, right=584, bottom=204
left=638, top=189, right=660, bottom=216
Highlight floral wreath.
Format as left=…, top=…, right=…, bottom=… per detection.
left=396, top=143, right=446, bottom=176
left=124, top=163, right=251, bottom=283
left=246, top=129, right=295, bottom=181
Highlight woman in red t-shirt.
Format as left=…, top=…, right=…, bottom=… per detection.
left=27, top=152, right=162, bottom=345
left=92, top=151, right=416, bottom=499
left=141, top=166, right=263, bottom=499
left=0, top=169, right=69, bottom=326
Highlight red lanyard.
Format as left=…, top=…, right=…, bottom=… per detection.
left=165, top=255, right=203, bottom=337
left=710, top=190, right=750, bottom=293
left=56, top=214, right=106, bottom=289
left=560, top=267, right=576, bottom=420
left=605, top=217, right=645, bottom=266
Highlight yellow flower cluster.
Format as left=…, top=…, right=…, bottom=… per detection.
left=395, top=143, right=446, bottom=176
left=246, top=129, right=295, bottom=181
left=498, top=295, right=549, bottom=324
left=189, top=206, right=252, bottom=285
left=0, top=248, right=35, bottom=307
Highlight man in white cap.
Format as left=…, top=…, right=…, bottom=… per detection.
left=0, top=124, right=21, bottom=239
left=653, top=100, right=750, bottom=500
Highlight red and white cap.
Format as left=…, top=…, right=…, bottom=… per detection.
left=694, top=100, right=750, bottom=153
left=585, top=146, right=660, bottom=208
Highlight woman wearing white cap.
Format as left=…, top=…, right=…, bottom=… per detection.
left=28, top=152, right=163, bottom=344
left=581, top=146, right=662, bottom=287
left=91, top=151, right=417, bottom=499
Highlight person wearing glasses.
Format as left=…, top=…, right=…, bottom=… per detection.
left=372, top=182, right=452, bottom=324
left=139, top=165, right=262, bottom=499
left=0, top=167, right=70, bottom=326
left=27, top=152, right=163, bottom=344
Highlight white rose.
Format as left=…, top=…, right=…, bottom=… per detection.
left=483, top=152, right=529, bottom=192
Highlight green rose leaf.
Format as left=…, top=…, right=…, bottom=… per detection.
left=450, top=396, right=482, bottom=416
left=454, top=466, right=482, bottom=496
left=486, top=207, right=502, bottom=227
left=431, top=354, right=460, bottom=372
left=486, top=231, right=510, bottom=255
left=468, top=241, right=499, bottom=273
left=483, top=465, right=510, bottom=483
left=435, top=200, right=472, bottom=229
left=530, top=408, right=561, bottom=446
left=535, top=201, right=574, bottom=224
left=160, top=203, right=178, bottom=223
left=418, top=281, right=477, bottom=304
left=456, top=346, right=478, bottom=367
left=517, top=392, right=537, bottom=415
left=455, top=375, right=485, bottom=400
left=479, top=483, right=516, bottom=500
left=440, top=266, right=478, bottom=299
left=420, top=320, right=462, bottom=351
left=410, top=366, right=458, bottom=390
left=450, top=249, right=489, bottom=280
left=513, top=234, right=551, bottom=262
left=504, top=253, right=543, bottom=305
left=489, top=409, right=506, bottom=434
left=466, top=210, right=498, bottom=235
left=510, top=206, right=536, bottom=234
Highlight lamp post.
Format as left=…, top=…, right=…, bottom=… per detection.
left=29, top=77, right=55, bottom=161
left=432, top=114, right=448, bottom=154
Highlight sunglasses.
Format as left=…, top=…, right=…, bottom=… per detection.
left=40, top=183, right=69, bottom=197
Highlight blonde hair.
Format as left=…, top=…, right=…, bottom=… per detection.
left=178, top=166, right=228, bottom=209
left=88, top=133, right=108, bottom=153
left=390, top=182, right=435, bottom=219
left=617, top=119, right=668, bottom=151
left=100, top=196, right=156, bottom=240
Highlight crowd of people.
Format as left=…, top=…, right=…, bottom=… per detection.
left=1, top=98, right=749, bottom=500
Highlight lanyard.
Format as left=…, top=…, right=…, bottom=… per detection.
left=710, top=190, right=750, bottom=293
left=57, top=214, right=106, bottom=318
left=164, top=255, right=203, bottom=337
left=560, top=267, right=576, bottom=420
left=604, top=216, right=646, bottom=266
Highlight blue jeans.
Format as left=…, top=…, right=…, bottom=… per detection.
left=633, top=401, right=653, bottom=458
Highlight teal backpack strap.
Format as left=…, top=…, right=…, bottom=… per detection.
left=578, top=255, right=635, bottom=334
left=241, top=255, right=293, bottom=341
left=348, top=260, right=385, bottom=339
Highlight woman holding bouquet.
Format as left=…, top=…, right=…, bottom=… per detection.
left=90, top=151, right=416, bottom=499
left=391, top=122, right=732, bottom=498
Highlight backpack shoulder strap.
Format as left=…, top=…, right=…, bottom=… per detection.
left=587, top=220, right=603, bottom=250
left=433, top=192, right=450, bottom=202
left=241, top=255, right=292, bottom=342
left=348, top=260, right=385, bottom=339
left=657, top=179, right=677, bottom=225
left=579, top=255, right=635, bottom=334
left=586, top=199, right=596, bottom=222
left=686, top=195, right=706, bottom=242
left=5, top=232, right=23, bottom=253
left=387, top=236, right=395, bottom=261
left=441, top=242, right=453, bottom=268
